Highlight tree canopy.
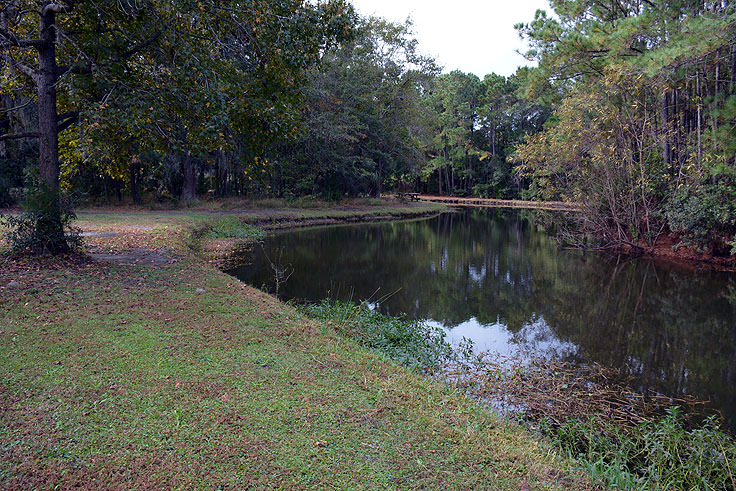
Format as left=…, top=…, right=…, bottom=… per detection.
left=2, top=0, right=735, bottom=255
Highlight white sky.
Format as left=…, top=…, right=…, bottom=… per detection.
left=349, top=0, right=552, bottom=77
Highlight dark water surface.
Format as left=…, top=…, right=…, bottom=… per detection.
left=226, top=208, right=736, bottom=431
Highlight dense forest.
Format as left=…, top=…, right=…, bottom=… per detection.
left=1, top=0, right=736, bottom=254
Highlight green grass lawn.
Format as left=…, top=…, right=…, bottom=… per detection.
left=0, top=204, right=593, bottom=490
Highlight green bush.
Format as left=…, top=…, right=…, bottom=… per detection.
left=665, top=177, right=736, bottom=254
left=0, top=185, right=81, bottom=255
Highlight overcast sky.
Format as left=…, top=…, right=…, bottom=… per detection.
left=349, top=0, right=552, bottom=77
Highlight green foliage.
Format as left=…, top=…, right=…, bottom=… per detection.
left=1, top=185, right=81, bottom=255
left=304, top=300, right=453, bottom=372
left=665, top=176, right=736, bottom=252
left=421, top=68, right=550, bottom=197
left=542, top=408, right=736, bottom=490
left=514, top=0, right=736, bottom=252
left=274, top=17, right=437, bottom=199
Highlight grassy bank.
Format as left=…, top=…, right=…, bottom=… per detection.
left=0, top=203, right=592, bottom=490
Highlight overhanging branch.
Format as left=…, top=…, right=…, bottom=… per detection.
left=119, top=25, right=168, bottom=59
left=58, top=111, right=79, bottom=132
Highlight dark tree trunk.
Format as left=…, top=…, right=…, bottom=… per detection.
left=215, top=150, right=226, bottom=196
left=114, top=180, right=122, bottom=202
left=38, top=4, right=59, bottom=191
left=181, top=152, right=197, bottom=202
left=730, top=30, right=736, bottom=94
left=661, top=91, right=670, bottom=168
left=129, top=161, right=141, bottom=205
left=34, top=3, right=68, bottom=253
left=374, top=160, right=382, bottom=198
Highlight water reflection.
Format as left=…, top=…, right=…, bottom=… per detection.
left=226, top=208, right=736, bottom=431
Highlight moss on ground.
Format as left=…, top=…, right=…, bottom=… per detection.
left=0, top=202, right=594, bottom=490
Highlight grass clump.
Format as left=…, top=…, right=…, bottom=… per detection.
left=187, top=217, right=264, bottom=250
left=203, top=217, right=265, bottom=240
left=303, top=300, right=454, bottom=373
left=541, top=408, right=736, bottom=490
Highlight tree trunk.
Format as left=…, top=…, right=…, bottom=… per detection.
left=33, top=3, right=68, bottom=253
left=375, top=160, right=382, bottom=198
left=215, top=150, right=226, bottom=196
left=181, top=152, right=197, bottom=202
left=129, top=161, right=141, bottom=205
left=114, top=180, right=122, bottom=202
left=697, top=70, right=702, bottom=168
left=661, top=91, right=670, bottom=168
left=37, top=5, right=59, bottom=191
left=730, top=29, right=736, bottom=94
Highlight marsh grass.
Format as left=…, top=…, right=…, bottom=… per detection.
left=541, top=409, right=736, bottom=490
left=303, top=300, right=454, bottom=373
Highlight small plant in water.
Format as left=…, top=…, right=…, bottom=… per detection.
left=260, top=244, right=293, bottom=295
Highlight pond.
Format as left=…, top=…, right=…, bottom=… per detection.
left=226, top=208, right=736, bottom=432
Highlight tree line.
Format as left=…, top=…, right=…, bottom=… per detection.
left=2, top=0, right=735, bottom=254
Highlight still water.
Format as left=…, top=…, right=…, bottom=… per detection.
left=227, top=208, right=736, bottom=431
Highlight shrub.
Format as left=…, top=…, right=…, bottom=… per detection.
left=0, top=185, right=81, bottom=255
left=665, top=176, right=736, bottom=254
left=203, top=217, right=265, bottom=240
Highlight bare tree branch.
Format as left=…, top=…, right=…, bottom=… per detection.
left=0, top=28, right=46, bottom=48
left=58, top=112, right=79, bottom=132
left=2, top=54, right=38, bottom=82
left=119, top=25, right=168, bottom=59
left=0, top=131, right=39, bottom=141
left=40, top=3, right=67, bottom=17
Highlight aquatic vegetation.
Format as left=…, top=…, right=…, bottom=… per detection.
left=303, top=299, right=454, bottom=373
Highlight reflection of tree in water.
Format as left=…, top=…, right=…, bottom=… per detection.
left=227, top=208, right=736, bottom=431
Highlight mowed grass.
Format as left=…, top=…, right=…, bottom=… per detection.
left=72, top=199, right=447, bottom=229
left=0, top=206, right=593, bottom=490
